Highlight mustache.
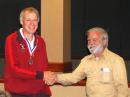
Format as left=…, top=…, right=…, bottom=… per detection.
left=88, top=45, right=96, bottom=49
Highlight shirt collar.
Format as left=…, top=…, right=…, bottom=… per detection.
left=90, top=48, right=108, bottom=60
left=19, top=28, right=25, bottom=39
left=19, top=28, right=35, bottom=42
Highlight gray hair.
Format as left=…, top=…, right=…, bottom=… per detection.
left=19, top=7, right=40, bottom=23
left=87, top=27, right=109, bottom=47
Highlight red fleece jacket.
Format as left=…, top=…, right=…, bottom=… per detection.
left=4, top=31, right=51, bottom=96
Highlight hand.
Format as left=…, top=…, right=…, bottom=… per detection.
left=44, top=71, right=57, bottom=85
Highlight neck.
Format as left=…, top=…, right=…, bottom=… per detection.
left=94, top=49, right=104, bottom=58
left=95, top=53, right=101, bottom=58
left=25, top=33, right=34, bottom=41
left=22, top=30, right=34, bottom=41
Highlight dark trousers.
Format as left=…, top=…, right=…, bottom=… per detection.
left=10, top=93, right=50, bottom=97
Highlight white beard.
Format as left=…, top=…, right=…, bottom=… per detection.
left=88, top=44, right=103, bottom=54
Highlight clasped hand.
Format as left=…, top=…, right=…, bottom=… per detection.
left=44, top=71, right=57, bottom=85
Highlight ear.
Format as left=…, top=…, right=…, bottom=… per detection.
left=103, top=39, right=108, bottom=47
left=20, top=19, right=23, bottom=25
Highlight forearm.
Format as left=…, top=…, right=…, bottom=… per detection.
left=57, top=73, right=84, bottom=85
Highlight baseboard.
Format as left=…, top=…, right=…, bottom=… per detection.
left=48, top=61, right=72, bottom=72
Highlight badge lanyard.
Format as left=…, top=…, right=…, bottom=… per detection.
left=18, top=28, right=38, bottom=65
left=25, top=38, right=37, bottom=65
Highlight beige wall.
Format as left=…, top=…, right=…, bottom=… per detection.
left=51, top=85, right=86, bottom=97
left=41, top=0, right=71, bottom=63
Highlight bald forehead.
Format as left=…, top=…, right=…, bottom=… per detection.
left=88, top=31, right=102, bottom=38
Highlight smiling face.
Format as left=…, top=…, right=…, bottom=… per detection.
left=20, top=10, right=39, bottom=35
left=87, top=31, right=104, bottom=55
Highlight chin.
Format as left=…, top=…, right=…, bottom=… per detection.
left=29, top=31, right=36, bottom=34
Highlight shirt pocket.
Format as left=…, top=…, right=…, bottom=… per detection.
left=99, top=67, right=114, bottom=84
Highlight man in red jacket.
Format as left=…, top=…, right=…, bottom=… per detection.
left=4, top=7, right=55, bottom=97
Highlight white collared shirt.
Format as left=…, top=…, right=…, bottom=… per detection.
left=19, top=28, right=36, bottom=55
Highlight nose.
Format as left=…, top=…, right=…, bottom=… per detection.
left=88, top=40, right=94, bottom=46
left=30, top=20, right=35, bottom=26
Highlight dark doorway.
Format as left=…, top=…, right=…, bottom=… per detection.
left=71, top=0, right=130, bottom=60
left=0, top=0, right=41, bottom=58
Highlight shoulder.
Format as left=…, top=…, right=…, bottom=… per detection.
left=108, top=50, right=123, bottom=59
left=107, top=49, right=124, bottom=63
left=36, top=35, right=45, bottom=42
left=6, top=32, right=17, bottom=41
left=81, top=54, right=92, bottom=62
left=36, top=35, right=46, bottom=46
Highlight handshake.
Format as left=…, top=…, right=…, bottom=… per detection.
left=44, top=71, right=58, bottom=85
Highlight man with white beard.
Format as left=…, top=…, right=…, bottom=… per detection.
left=47, top=27, right=129, bottom=97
